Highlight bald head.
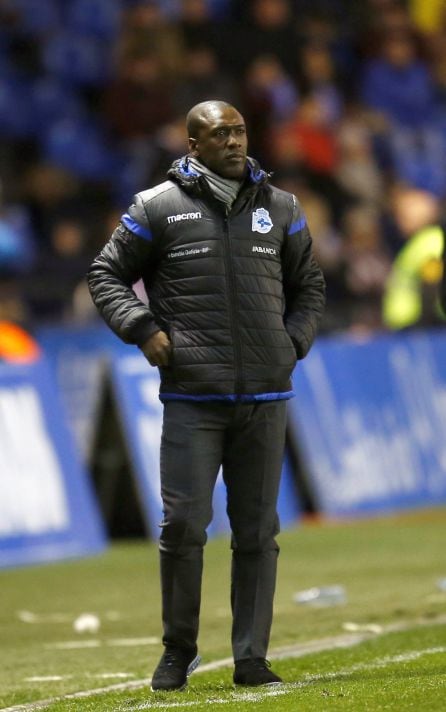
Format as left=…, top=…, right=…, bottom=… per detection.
left=186, top=101, right=248, bottom=179
left=186, top=100, right=236, bottom=139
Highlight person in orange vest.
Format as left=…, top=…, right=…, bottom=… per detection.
left=0, top=320, right=41, bottom=364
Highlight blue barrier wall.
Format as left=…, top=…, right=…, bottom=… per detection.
left=4, top=325, right=444, bottom=568
left=0, top=357, right=106, bottom=568
left=38, top=324, right=120, bottom=462
left=289, top=329, right=446, bottom=516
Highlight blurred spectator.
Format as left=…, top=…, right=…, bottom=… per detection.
left=0, top=180, right=35, bottom=276
left=242, top=54, right=298, bottom=160
left=121, top=1, right=184, bottom=77
left=144, top=115, right=189, bottom=185
left=297, top=42, right=343, bottom=124
left=335, top=108, right=384, bottom=206
left=292, top=186, right=345, bottom=331
left=25, top=219, right=93, bottom=322
left=408, top=0, right=446, bottom=36
left=271, top=94, right=354, bottom=224
left=273, top=95, right=337, bottom=175
left=341, top=205, right=392, bottom=332
left=245, top=55, right=298, bottom=122
left=220, top=0, right=298, bottom=75
left=441, top=228, right=446, bottom=312
left=179, top=0, right=217, bottom=48
left=361, top=31, right=434, bottom=128
left=383, top=186, right=445, bottom=329
left=104, top=51, right=173, bottom=140
left=0, top=319, right=41, bottom=363
left=173, top=45, right=238, bottom=115
left=0, top=209, right=35, bottom=276
left=0, top=279, right=40, bottom=363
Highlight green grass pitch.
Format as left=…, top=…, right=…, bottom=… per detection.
left=1, top=509, right=445, bottom=711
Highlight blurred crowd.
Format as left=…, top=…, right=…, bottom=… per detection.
left=1, top=0, right=446, bottom=335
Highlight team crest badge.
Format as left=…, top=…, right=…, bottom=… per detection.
left=252, top=208, right=273, bottom=234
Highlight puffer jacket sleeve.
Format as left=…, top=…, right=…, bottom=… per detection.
left=281, top=195, right=326, bottom=359
left=87, top=196, right=160, bottom=347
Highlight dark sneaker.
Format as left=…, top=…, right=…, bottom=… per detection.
left=151, top=647, right=201, bottom=691
left=233, top=658, right=282, bottom=686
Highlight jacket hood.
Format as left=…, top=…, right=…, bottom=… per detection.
left=167, top=155, right=269, bottom=192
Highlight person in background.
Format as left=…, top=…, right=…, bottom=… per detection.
left=383, top=186, right=445, bottom=329
left=440, top=227, right=446, bottom=311
left=88, top=100, right=325, bottom=692
left=0, top=283, right=40, bottom=364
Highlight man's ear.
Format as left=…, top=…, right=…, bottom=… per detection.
left=188, top=137, right=198, bottom=155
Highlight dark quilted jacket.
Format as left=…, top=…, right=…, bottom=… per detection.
left=87, top=156, right=325, bottom=401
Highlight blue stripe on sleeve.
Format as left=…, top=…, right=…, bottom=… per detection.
left=121, top=213, right=153, bottom=241
left=288, top=217, right=307, bottom=235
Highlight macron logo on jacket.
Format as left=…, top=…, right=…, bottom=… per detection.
left=167, top=212, right=202, bottom=224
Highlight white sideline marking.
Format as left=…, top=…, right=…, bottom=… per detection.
left=17, top=610, right=122, bottom=624
left=17, top=611, right=72, bottom=624
left=127, top=646, right=446, bottom=710
left=44, top=641, right=101, bottom=650
left=24, top=677, right=70, bottom=683
left=3, top=615, right=446, bottom=712
left=45, top=637, right=160, bottom=650
left=91, top=673, right=135, bottom=680
left=107, top=637, right=160, bottom=647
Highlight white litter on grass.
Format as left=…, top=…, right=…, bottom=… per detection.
left=436, top=577, right=446, bottom=591
left=73, top=613, right=101, bottom=634
left=342, top=621, right=384, bottom=634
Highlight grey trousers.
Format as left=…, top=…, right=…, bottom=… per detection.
left=158, top=399, right=287, bottom=661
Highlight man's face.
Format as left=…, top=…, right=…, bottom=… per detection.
left=189, top=106, right=248, bottom=179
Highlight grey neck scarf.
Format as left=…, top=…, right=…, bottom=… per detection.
left=188, top=156, right=242, bottom=208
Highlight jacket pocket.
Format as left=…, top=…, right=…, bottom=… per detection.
left=282, top=325, right=297, bottom=361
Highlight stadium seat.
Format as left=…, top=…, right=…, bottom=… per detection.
left=40, top=118, right=118, bottom=181
left=66, top=0, right=122, bottom=41
left=42, top=33, right=113, bottom=86
left=0, top=75, right=33, bottom=138
left=30, top=77, right=86, bottom=137
left=6, top=0, right=60, bottom=37
left=0, top=207, right=36, bottom=274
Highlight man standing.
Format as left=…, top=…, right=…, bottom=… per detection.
left=88, top=101, right=325, bottom=691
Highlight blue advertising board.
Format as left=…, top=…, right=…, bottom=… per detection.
left=0, top=357, right=106, bottom=568
left=38, top=324, right=120, bottom=462
left=288, top=330, right=446, bottom=516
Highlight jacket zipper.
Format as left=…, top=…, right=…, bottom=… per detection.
left=223, top=209, right=244, bottom=397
